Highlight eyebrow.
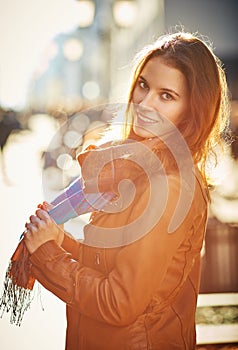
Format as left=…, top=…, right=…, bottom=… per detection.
left=139, top=75, right=180, bottom=97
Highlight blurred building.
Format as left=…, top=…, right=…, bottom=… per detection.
left=28, top=0, right=164, bottom=110
left=28, top=0, right=238, bottom=111
left=164, top=0, right=238, bottom=101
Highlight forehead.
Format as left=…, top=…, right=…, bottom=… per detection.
left=141, top=56, right=187, bottom=91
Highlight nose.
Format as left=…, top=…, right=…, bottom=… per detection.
left=139, top=91, right=157, bottom=110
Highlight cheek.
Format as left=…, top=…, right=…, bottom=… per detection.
left=176, top=103, right=189, bottom=123
left=132, top=88, right=143, bottom=103
left=131, top=92, right=138, bottom=103
left=166, top=103, right=188, bottom=125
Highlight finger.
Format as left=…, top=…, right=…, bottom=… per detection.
left=25, top=222, right=38, bottom=233
left=36, top=208, right=52, bottom=222
left=29, top=215, right=41, bottom=226
left=42, top=201, right=54, bottom=211
left=37, top=202, right=53, bottom=211
left=25, top=222, right=30, bottom=229
left=23, top=229, right=30, bottom=239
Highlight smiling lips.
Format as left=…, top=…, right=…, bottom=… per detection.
left=136, top=111, right=158, bottom=125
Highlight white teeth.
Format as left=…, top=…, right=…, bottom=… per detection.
left=138, top=113, right=156, bottom=123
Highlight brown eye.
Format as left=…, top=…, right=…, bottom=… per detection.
left=138, top=80, right=149, bottom=90
left=161, top=92, right=173, bottom=101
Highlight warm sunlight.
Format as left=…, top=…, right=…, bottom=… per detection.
left=0, top=0, right=83, bottom=109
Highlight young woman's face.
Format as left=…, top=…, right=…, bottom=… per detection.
left=132, top=56, right=189, bottom=139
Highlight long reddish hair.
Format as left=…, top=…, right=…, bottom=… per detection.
left=124, top=32, right=231, bottom=184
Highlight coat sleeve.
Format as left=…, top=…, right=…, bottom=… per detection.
left=60, top=232, right=82, bottom=261
left=30, top=175, right=207, bottom=327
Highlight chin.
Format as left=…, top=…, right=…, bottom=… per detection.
left=133, top=125, right=154, bottom=139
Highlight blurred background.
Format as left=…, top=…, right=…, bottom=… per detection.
left=0, top=0, right=238, bottom=349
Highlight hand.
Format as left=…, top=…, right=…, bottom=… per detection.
left=24, top=208, right=64, bottom=254
left=38, top=201, right=54, bottom=211
left=38, top=201, right=65, bottom=231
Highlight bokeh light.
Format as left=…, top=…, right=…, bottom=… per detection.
left=63, top=38, right=84, bottom=61
left=82, top=81, right=100, bottom=100
left=113, top=0, right=138, bottom=28
left=63, top=130, right=83, bottom=148
left=71, top=113, right=90, bottom=132
left=56, top=153, right=73, bottom=170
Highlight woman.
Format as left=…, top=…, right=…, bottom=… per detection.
left=24, top=32, right=230, bottom=349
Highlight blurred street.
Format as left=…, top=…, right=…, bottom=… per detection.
left=0, top=129, right=68, bottom=350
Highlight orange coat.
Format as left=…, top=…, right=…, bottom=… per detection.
left=30, top=145, right=208, bottom=349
